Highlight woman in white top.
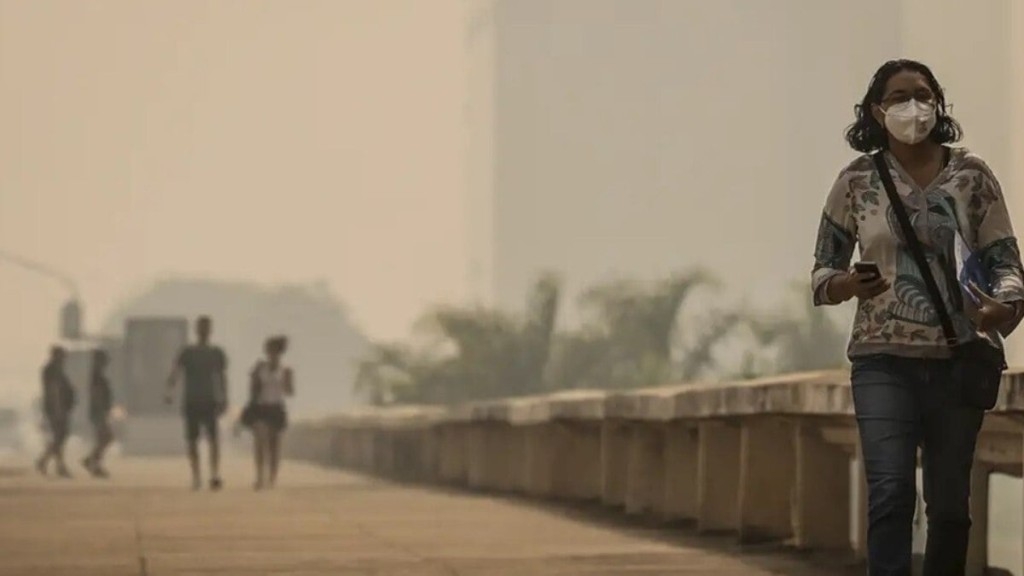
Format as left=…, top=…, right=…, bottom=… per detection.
left=246, top=335, right=294, bottom=489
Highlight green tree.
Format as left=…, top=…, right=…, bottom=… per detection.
left=545, top=328, right=613, bottom=390
left=676, top=310, right=744, bottom=383
left=352, top=342, right=417, bottom=406
left=742, top=281, right=849, bottom=376
left=355, top=273, right=562, bottom=404
left=549, top=270, right=738, bottom=390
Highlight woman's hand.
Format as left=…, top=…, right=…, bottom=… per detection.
left=828, top=270, right=891, bottom=302
left=968, top=282, right=1017, bottom=332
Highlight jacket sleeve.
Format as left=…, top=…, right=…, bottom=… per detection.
left=973, top=163, right=1024, bottom=336
left=811, top=168, right=857, bottom=306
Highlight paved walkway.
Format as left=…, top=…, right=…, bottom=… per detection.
left=0, top=454, right=863, bottom=576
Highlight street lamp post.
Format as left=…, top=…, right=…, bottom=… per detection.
left=0, top=249, right=85, bottom=340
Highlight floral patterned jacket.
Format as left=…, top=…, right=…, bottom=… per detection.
left=812, top=147, right=1024, bottom=359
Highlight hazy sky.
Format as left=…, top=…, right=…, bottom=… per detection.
left=0, top=0, right=468, bottom=383
left=4, top=0, right=1024, bottom=393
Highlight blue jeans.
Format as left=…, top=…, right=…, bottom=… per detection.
left=851, top=354, right=984, bottom=576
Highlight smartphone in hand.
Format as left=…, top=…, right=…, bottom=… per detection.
left=853, top=261, right=882, bottom=282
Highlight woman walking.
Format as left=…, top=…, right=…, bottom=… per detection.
left=812, top=59, right=1024, bottom=575
left=244, top=336, right=293, bottom=490
left=83, top=349, right=114, bottom=478
left=36, top=346, right=74, bottom=478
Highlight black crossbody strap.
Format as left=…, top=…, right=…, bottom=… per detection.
left=871, top=151, right=958, bottom=346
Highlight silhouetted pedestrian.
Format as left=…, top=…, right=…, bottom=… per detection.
left=83, top=349, right=114, bottom=478
left=165, top=316, right=228, bottom=491
left=36, top=346, right=75, bottom=478
left=241, top=335, right=293, bottom=490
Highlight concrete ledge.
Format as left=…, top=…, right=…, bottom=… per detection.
left=286, top=368, right=1024, bottom=572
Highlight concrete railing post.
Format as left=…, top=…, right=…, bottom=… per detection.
left=577, top=422, right=603, bottom=501
left=393, top=430, right=419, bottom=480
left=697, top=421, right=741, bottom=533
left=624, top=423, right=665, bottom=516
left=601, top=419, right=631, bottom=507
left=390, top=431, right=407, bottom=478
left=351, top=430, right=365, bottom=469
left=376, top=431, right=396, bottom=476
left=355, top=429, right=374, bottom=471
left=549, top=423, right=572, bottom=498
left=509, top=425, right=531, bottom=493
left=466, top=424, right=489, bottom=489
left=348, top=430, right=362, bottom=468
left=439, top=424, right=468, bottom=485
left=334, top=427, right=352, bottom=467
left=661, top=421, right=698, bottom=522
left=492, top=423, right=518, bottom=492
left=484, top=423, right=502, bottom=489
left=325, top=427, right=339, bottom=466
left=524, top=423, right=555, bottom=496
left=332, top=427, right=346, bottom=465
left=552, top=422, right=602, bottom=501
left=791, top=422, right=851, bottom=550
left=419, top=427, right=440, bottom=481
left=738, top=417, right=796, bottom=543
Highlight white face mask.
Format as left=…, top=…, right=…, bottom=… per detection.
left=881, top=99, right=937, bottom=145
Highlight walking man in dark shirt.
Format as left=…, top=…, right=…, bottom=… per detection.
left=36, top=346, right=75, bottom=478
left=165, top=316, right=228, bottom=490
left=83, top=349, right=114, bottom=478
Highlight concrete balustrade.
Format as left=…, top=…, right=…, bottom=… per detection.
left=286, top=369, right=1024, bottom=572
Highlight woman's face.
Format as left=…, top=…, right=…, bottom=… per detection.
left=872, top=69, right=936, bottom=124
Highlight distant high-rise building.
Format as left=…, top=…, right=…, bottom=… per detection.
left=465, top=0, right=1020, bottom=337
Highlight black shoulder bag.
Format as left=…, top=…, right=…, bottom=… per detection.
left=872, top=151, right=1006, bottom=410
left=240, top=362, right=263, bottom=428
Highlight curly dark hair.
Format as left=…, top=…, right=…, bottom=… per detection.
left=265, top=335, right=288, bottom=355
left=845, top=59, right=963, bottom=153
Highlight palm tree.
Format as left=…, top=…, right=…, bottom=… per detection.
left=561, top=270, right=733, bottom=389
left=356, top=273, right=563, bottom=404
left=520, top=272, right=560, bottom=391
left=742, top=281, right=849, bottom=375
left=352, top=342, right=416, bottom=406
left=418, top=305, right=523, bottom=401
left=545, top=328, right=613, bottom=390
left=432, top=272, right=561, bottom=400
left=356, top=268, right=757, bottom=403
left=676, top=310, right=743, bottom=382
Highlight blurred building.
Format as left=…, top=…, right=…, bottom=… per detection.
left=464, top=0, right=1024, bottom=364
